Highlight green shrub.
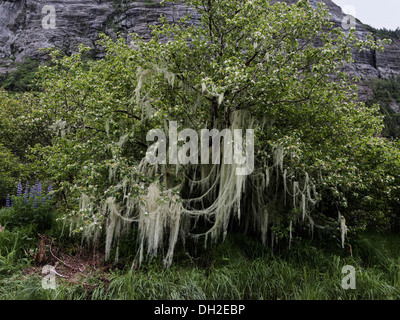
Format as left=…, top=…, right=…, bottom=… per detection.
left=0, top=144, right=24, bottom=203
left=0, top=58, right=40, bottom=92
left=366, top=75, right=400, bottom=138
left=0, top=182, right=56, bottom=233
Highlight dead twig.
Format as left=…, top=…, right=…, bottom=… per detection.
left=49, top=239, right=81, bottom=272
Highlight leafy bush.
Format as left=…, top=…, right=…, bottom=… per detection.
left=0, top=181, right=56, bottom=233
left=0, top=143, right=25, bottom=203
left=0, top=58, right=40, bottom=92
left=0, top=89, right=52, bottom=163
left=366, top=75, right=400, bottom=138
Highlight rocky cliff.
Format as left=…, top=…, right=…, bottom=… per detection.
left=280, top=0, right=400, bottom=100
left=0, top=0, right=199, bottom=74
left=0, top=0, right=399, bottom=92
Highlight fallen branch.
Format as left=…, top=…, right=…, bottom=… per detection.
left=49, top=239, right=82, bottom=272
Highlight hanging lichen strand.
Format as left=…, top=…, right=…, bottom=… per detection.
left=72, top=106, right=321, bottom=268
left=70, top=65, right=319, bottom=267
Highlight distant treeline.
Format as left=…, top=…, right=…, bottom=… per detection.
left=367, top=75, right=400, bottom=139
left=0, top=59, right=40, bottom=92
left=364, top=24, right=400, bottom=41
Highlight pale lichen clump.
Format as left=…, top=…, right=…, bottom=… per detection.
left=70, top=63, right=331, bottom=267
left=340, top=214, right=348, bottom=249
left=72, top=108, right=327, bottom=267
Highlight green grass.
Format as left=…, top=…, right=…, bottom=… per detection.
left=1, top=231, right=400, bottom=300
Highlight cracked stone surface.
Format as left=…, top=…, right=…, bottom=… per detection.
left=0, top=0, right=199, bottom=74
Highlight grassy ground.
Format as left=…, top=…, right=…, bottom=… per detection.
left=1, top=228, right=400, bottom=300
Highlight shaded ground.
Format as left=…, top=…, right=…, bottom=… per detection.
left=23, top=234, right=113, bottom=291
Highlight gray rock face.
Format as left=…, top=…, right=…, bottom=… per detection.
left=279, top=0, right=400, bottom=81
left=0, top=0, right=399, bottom=90
left=318, top=0, right=400, bottom=100
left=0, top=0, right=199, bottom=73
left=390, top=99, right=400, bottom=114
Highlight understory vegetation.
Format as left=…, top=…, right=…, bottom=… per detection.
left=2, top=230, right=400, bottom=300
left=0, top=0, right=400, bottom=300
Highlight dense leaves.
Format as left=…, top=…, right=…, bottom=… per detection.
left=366, top=75, right=400, bottom=138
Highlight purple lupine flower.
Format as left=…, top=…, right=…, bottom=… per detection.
left=6, top=194, right=10, bottom=210
left=36, top=181, right=42, bottom=198
left=24, top=181, right=29, bottom=205
left=17, top=181, right=23, bottom=197
left=47, top=184, right=53, bottom=200
left=33, top=197, right=37, bottom=209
